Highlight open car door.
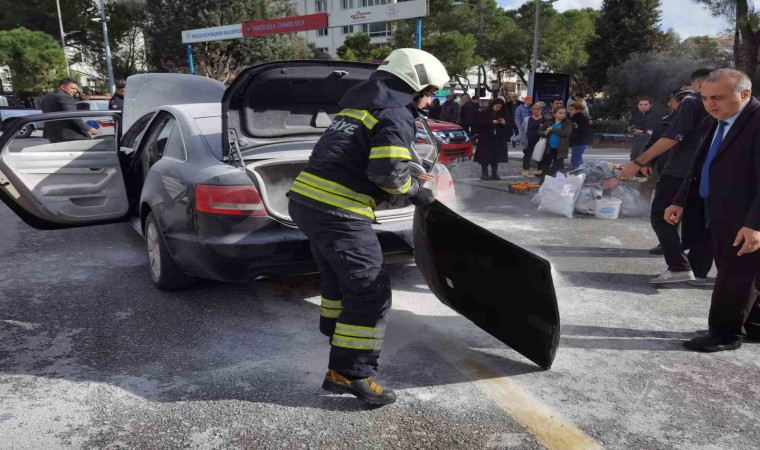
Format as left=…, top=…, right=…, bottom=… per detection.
left=413, top=201, right=560, bottom=369
left=0, top=112, right=130, bottom=230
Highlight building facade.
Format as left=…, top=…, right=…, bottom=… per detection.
left=290, top=0, right=395, bottom=56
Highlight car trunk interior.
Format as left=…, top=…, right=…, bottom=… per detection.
left=247, top=157, right=415, bottom=225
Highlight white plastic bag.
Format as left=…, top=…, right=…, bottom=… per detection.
left=535, top=173, right=587, bottom=218
left=575, top=184, right=603, bottom=215
left=532, top=138, right=547, bottom=162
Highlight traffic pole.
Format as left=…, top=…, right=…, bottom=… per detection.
left=187, top=44, right=195, bottom=75
left=416, top=18, right=422, bottom=49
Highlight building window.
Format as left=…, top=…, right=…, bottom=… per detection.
left=342, top=26, right=354, bottom=34
left=341, top=0, right=353, bottom=9
left=361, top=21, right=391, bottom=38
left=318, top=47, right=329, bottom=54
left=315, top=0, right=326, bottom=12
left=361, top=0, right=390, bottom=6
left=317, top=28, right=329, bottom=37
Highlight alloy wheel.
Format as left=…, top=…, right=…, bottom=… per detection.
left=146, top=222, right=161, bottom=281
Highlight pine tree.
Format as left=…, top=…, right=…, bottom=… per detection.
left=584, top=0, right=663, bottom=90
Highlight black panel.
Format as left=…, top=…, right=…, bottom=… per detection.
left=413, top=201, right=560, bottom=369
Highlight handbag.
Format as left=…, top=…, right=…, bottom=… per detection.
left=532, top=137, right=547, bottom=162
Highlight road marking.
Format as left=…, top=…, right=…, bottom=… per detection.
left=424, top=334, right=603, bottom=450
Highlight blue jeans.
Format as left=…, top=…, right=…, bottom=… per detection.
left=571, top=145, right=587, bottom=168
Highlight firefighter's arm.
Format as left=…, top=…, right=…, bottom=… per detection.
left=366, top=111, right=432, bottom=205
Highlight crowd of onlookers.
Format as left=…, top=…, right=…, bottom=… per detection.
left=425, top=92, right=593, bottom=181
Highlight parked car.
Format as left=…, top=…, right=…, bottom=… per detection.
left=0, top=63, right=455, bottom=291
left=0, top=95, right=42, bottom=138
left=417, top=119, right=472, bottom=166
left=76, top=100, right=116, bottom=136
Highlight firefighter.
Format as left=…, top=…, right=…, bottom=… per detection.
left=287, top=49, right=449, bottom=405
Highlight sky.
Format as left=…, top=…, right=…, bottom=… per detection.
left=497, top=0, right=733, bottom=38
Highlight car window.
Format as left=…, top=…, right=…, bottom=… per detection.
left=163, top=126, right=185, bottom=161
left=141, top=115, right=176, bottom=179
left=122, top=113, right=155, bottom=150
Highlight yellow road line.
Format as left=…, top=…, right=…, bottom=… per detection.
left=425, top=336, right=603, bottom=450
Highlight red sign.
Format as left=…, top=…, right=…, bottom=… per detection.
left=242, top=13, right=328, bottom=37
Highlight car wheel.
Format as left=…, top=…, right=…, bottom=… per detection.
left=144, top=212, right=195, bottom=290
left=16, top=124, right=33, bottom=138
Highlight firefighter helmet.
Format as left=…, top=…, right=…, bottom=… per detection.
left=377, top=48, right=450, bottom=93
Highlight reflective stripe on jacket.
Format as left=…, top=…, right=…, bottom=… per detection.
left=287, top=106, right=420, bottom=222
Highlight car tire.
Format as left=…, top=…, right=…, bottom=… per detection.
left=16, top=124, right=33, bottom=138
left=144, top=212, right=195, bottom=290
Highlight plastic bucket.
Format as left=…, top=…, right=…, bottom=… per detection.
left=595, top=196, right=623, bottom=219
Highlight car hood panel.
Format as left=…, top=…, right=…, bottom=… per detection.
left=413, top=201, right=560, bottom=369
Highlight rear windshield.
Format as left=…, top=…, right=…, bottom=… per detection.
left=195, top=116, right=223, bottom=160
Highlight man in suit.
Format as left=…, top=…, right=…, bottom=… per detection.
left=666, top=69, right=760, bottom=352
left=41, top=78, right=97, bottom=143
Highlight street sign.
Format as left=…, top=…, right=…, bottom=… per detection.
left=181, top=24, right=243, bottom=44
left=243, top=13, right=329, bottom=37
left=328, top=0, right=427, bottom=27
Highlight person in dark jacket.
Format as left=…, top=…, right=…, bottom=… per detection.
left=459, top=94, right=480, bottom=137
left=568, top=101, right=591, bottom=169
left=428, top=98, right=442, bottom=120
left=108, top=83, right=125, bottom=110
left=474, top=98, right=510, bottom=180
left=628, top=97, right=660, bottom=160
left=440, top=93, right=460, bottom=123
left=538, top=105, right=572, bottom=180
left=287, top=49, right=449, bottom=405
left=666, top=69, right=760, bottom=352
left=41, top=78, right=97, bottom=142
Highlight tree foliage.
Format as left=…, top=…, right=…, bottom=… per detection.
left=585, top=0, right=663, bottom=90
left=0, top=28, right=68, bottom=94
left=336, top=33, right=392, bottom=62
left=692, top=0, right=758, bottom=88
left=0, top=0, right=137, bottom=78
left=422, top=31, right=481, bottom=77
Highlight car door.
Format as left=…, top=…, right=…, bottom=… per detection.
left=0, top=112, right=130, bottom=230
left=413, top=201, right=560, bottom=370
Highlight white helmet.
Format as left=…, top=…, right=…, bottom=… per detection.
left=377, top=48, right=450, bottom=93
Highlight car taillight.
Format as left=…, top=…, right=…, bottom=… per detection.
left=96, top=120, right=114, bottom=127
left=195, top=185, right=267, bottom=216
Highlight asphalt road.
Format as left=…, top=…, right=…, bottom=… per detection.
left=1, top=145, right=758, bottom=449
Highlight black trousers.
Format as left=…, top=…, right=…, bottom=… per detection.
left=650, top=175, right=713, bottom=278
left=523, top=139, right=537, bottom=171
left=709, top=244, right=760, bottom=339
left=539, top=147, right=564, bottom=180
left=288, top=200, right=392, bottom=378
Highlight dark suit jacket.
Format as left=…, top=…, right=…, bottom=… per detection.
left=41, top=91, right=91, bottom=142
left=674, top=97, right=760, bottom=268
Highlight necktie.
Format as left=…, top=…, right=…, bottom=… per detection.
left=699, top=120, right=727, bottom=198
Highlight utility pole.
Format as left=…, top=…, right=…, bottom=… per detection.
left=56, top=0, right=70, bottom=77
left=527, top=0, right=541, bottom=98
left=98, top=0, right=116, bottom=94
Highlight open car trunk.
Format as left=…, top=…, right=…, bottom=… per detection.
left=226, top=61, right=424, bottom=224
left=223, top=60, right=379, bottom=152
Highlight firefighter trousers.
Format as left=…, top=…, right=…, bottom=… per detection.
left=288, top=200, right=392, bottom=378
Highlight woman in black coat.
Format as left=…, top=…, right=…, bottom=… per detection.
left=568, top=101, right=591, bottom=169
left=474, top=98, right=510, bottom=180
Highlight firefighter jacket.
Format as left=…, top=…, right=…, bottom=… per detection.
left=287, top=71, right=423, bottom=222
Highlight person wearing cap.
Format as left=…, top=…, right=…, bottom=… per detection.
left=108, top=83, right=125, bottom=110
left=287, top=48, right=449, bottom=406
left=513, top=96, right=532, bottom=147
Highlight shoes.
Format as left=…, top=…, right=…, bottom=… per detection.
left=534, top=170, right=543, bottom=178
left=683, top=334, right=742, bottom=352
left=650, top=270, right=696, bottom=285
left=322, top=369, right=397, bottom=405
left=688, top=277, right=713, bottom=287
left=480, top=174, right=490, bottom=180
left=490, top=174, right=502, bottom=181
left=648, top=244, right=663, bottom=255
left=522, top=170, right=530, bottom=177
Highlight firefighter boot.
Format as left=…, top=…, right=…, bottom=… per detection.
left=322, top=369, right=397, bottom=405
